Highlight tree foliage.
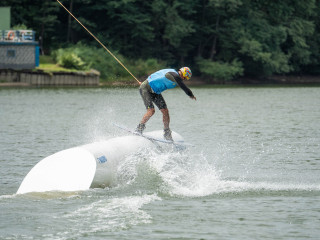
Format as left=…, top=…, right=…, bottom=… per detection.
left=1, top=0, right=320, bottom=81
left=51, top=43, right=166, bottom=81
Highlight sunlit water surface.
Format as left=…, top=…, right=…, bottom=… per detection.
left=1, top=86, right=319, bottom=239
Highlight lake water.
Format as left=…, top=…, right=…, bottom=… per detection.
left=1, top=86, right=320, bottom=239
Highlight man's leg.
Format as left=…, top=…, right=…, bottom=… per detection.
left=160, top=108, right=170, bottom=130
left=136, top=108, right=155, bottom=134
left=136, top=81, right=154, bottom=133
left=153, top=94, right=173, bottom=141
left=141, top=108, right=155, bottom=125
left=161, top=108, right=172, bottom=141
left=158, top=106, right=172, bottom=142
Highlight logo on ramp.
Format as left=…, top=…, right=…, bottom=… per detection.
left=97, top=155, right=107, bottom=164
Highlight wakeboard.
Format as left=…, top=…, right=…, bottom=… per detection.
left=113, top=123, right=193, bottom=147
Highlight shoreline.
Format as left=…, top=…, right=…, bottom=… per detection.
left=2, top=81, right=320, bottom=88
left=1, top=71, right=320, bottom=88
left=0, top=68, right=100, bottom=87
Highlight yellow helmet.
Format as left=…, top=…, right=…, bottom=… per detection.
left=179, top=67, right=192, bottom=80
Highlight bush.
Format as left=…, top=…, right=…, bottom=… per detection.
left=12, top=24, right=28, bottom=30
left=128, top=58, right=166, bottom=79
left=52, top=43, right=166, bottom=81
left=53, top=48, right=89, bottom=70
left=196, top=58, right=244, bottom=82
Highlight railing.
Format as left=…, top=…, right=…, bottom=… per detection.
left=0, top=30, right=36, bottom=42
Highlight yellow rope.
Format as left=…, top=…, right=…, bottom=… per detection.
left=56, top=0, right=141, bottom=84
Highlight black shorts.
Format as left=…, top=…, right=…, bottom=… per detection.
left=139, top=80, right=167, bottom=109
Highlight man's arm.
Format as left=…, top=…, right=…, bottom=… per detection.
left=166, top=72, right=195, bottom=99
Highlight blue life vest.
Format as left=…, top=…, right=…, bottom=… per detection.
left=147, top=69, right=178, bottom=94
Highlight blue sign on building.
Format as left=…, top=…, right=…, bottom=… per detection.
left=0, top=30, right=39, bottom=69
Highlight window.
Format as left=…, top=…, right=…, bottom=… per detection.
left=7, top=49, right=15, bottom=57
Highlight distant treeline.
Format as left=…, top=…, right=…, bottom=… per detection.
left=2, top=0, right=320, bottom=82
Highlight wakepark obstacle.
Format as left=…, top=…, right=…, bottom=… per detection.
left=17, top=130, right=186, bottom=194
left=16, top=2, right=191, bottom=195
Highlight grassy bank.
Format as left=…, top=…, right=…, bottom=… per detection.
left=35, top=55, right=141, bottom=87
left=36, top=56, right=82, bottom=73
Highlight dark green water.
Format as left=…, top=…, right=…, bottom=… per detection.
left=1, top=87, right=319, bottom=239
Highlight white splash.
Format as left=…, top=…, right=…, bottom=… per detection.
left=60, top=194, right=161, bottom=237
left=116, top=149, right=320, bottom=197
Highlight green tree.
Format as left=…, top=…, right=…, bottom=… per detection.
left=33, top=0, right=60, bottom=54
left=302, top=0, right=320, bottom=74
left=194, top=0, right=245, bottom=81
left=2, top=0, right=320, bottom=81
left=156, top=0, right=196, bottom=64
left=224, top=0, right=316, bottom=76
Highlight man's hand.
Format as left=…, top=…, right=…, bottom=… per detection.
left=190, top=96, right=197, bottom=101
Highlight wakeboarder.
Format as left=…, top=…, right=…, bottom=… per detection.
left=136, top=67, right=196, bottom=141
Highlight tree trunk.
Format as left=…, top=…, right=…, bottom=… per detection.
left=209, top=15, right=220, bottom=60
left=40, top=15, right=45, bottom=55
left=197, top=0, right=207, bottom=57
left=67, top=0, right=74, bottom=43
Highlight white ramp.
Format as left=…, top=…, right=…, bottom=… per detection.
left=17, top=131, right=184, bottom=194
left=17, top=147, right=96, bottom=194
